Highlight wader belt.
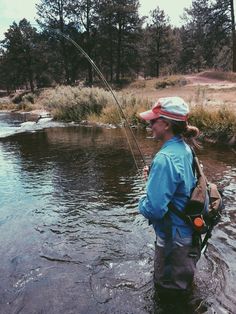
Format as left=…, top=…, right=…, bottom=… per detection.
left=168, top=203, right=202, bottom=251
left=167, top=203, right=192, bottom=226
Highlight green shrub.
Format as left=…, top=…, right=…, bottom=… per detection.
left=22, top=93, right=35, bottom=104
left=18, top=102, right=33, bottom=111
left=155, top=76, right=188, bottom=89
left=129, top=80, right=146, bottom=89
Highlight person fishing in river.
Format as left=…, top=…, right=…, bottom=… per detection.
left=55, top=31, right=222, bottom=296
left=138, top=96, right=201, bottom=293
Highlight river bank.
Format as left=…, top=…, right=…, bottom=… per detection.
left=1, top=72, right=236, bottom=145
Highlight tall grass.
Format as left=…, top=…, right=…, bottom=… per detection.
left=38, top=84, right=236, bottom=145
left=0, top=102, right=18, bottom=111
left=0, top=97, right=17, bottom=110
left=189, top=105, right=236, bottom=143
left=88, top=94, right=151, bottom=126
left=41, top=85, right=151, bottom=125
left=40, top=86, right=115, bottom=122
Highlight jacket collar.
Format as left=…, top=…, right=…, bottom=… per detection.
left=160, top=135, right=182, bottom=150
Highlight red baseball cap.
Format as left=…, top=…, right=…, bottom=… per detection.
left=139, top=97, right=189, bottom=122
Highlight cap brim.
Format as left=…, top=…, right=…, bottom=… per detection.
left=139, top=110, right=159, bottom=121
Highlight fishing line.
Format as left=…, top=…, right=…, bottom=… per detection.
left=54, top=30, right=147, bottom=173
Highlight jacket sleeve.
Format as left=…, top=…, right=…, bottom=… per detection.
left=138, top=153, right=179, bottom=222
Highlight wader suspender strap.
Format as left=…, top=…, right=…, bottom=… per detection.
left=167, top=148, right=210, bottom=251
left=191, top=147, right=207, bottom=181
left=162, top=147, right=197, bottom=279
left=167, top=147, right=197, bottom=227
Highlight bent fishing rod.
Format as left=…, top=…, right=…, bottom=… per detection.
left=55, top=30, right=147, bottom=173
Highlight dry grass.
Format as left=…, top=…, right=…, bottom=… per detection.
left=123, top=74, right=236, bottom=112
left=39, top=86, right=115, bottom=122
left=2, top=72, right=235, bottom=144
left=189, top=105, right=236, bottom=143
left=129, top=80, right=146, bottom=89
left=36, top=85, right=152, bottom=125
left=0, top=103, right=18, bottom=111
left=88, top=94, right=151, bottom=126
left=37, top=84, right=236, bottom=144
left=0, top=97, right=18, bottom=110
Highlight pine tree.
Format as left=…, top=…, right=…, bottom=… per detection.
left=96, top=0, right=142, bottom=82
left=143, top=7, right=171, bottom=77
left=96, top=0, right=116, bottom=81
left=229, top=0, right=236, bottom=71
left=1, top=19, right=40, bottom=92
left=116, top=0, right=141, bottom=82
left=214, top=0, right=236, bottom=71
left=181, top=0, right=234, bottom=72
left=36, top=0, right=72, bottom=83
left=68, top=0, right=100, bottom=85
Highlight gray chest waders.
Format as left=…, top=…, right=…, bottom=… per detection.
left=163, top=212, right=173, bottom=282
left=159, top=212, right=201, bottom=290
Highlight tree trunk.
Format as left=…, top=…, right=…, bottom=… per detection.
left=116, top=19, right=122, bottom=82
left=86, top=0, right=93, bottom=85
left=29, top=71, right=34, bottom=92
left=60, top=32, right=70, bottom=84
left=156, top=61, right=160, bottom=77
left=155, top=33, right=160, bottom=77
left=25, top=45, right=34, bottom=92
left=230, top=0, right=236, bottom=72
left=58, top=1, right=70, bottom=84
left=109, top=16, right=113, bottom=82
left=110, top=42, right=113, bottom=82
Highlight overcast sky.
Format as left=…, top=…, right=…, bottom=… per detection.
left=0, top=0, right=196, bottom=40
left=139, top=0, right=192, bottom=24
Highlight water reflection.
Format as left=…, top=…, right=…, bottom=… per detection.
left=0, top=113, right=236, bottom=313
left=153, top=289, right=208, bottom=314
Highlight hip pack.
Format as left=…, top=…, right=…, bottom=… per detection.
left=168, top=148, right=224, bottom=250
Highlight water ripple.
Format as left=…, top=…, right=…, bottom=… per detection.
left=0, top=113, right=236, bottom=313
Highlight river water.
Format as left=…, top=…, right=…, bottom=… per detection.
left=0, top=112, right=235, bottom=314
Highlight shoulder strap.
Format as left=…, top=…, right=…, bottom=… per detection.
left=190, top=147, right=207, bottom=181
left=190, top=146, right=196, bottom=175
left=167, top=147, right=204, bottom=226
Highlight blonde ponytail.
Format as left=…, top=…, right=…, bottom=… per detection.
left=165, top=119, right=200, bottom=148
left=182, top=124, right=200, bottom=148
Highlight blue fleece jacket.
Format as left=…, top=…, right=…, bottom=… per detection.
left=139, top=136, right=196, bottom=239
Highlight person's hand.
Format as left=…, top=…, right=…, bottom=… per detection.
left=143, top=165, right=149, bottom=181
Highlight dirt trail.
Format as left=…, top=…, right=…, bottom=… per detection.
left=123, top=73, right=236, bottom=109
left=185, top=74, right=236, bottom=89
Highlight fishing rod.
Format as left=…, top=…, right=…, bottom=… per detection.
left=54, top=30, right=147, bottom=173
